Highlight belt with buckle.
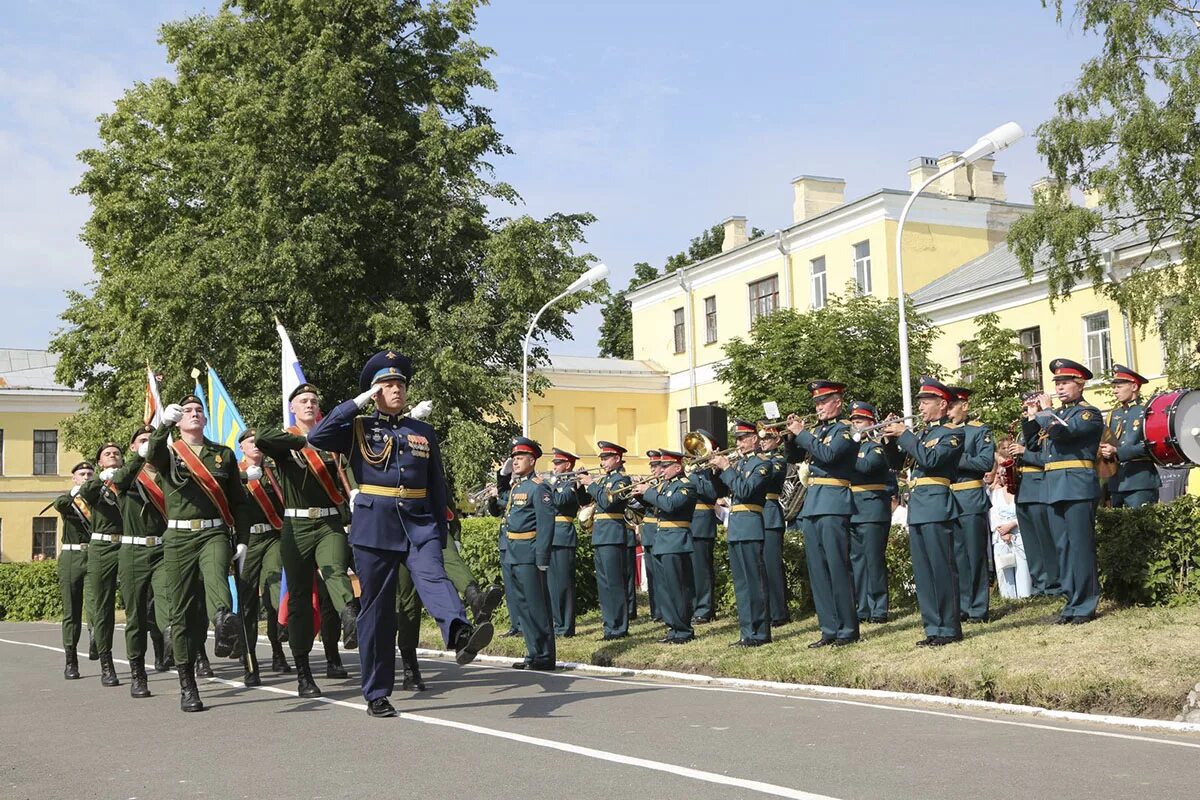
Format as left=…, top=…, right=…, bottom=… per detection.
left=951, top=480, right=985, bottom=490
left=912, top=477, right=951, bottom=488
left=120, top=535, right=163, bottom=546
left=284, top=507, right=339, bottom=519
left=1019, top=466, right=1043, bottom=473
left=810, top=478, right=851, bottom=487
left=694, top=503, right=715, bottom=510
left=61, top=543, right=88, bottom=551
left=1045, top=460, right=1096, bottom=471
left=167, top=518, right=224, bottom=531
left=553, top=515, right=575, bottom=523
left=657, top=520, right=692, bottom=528
left=852, top=484, right=889, bottom=492
left=359, top=484, right=428, bottom=499
left=248, top=523, right=278, bottom=535
left=594, top=512, right=625, bottom=520
left=89, top=533, right=121, bottom=543
left=729, top=504, right=764, bottom=513
left=506, top=531, right=537, bottom=540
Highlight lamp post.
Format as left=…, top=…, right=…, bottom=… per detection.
left=895, top=122, right=1024, bottom=420
left=522, top=262, right=611, bottom=436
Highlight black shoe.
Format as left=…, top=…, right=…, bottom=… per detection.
left=194, top=653, right=214, bottom=678
left=729, top=638, right=764, bottom=648
left=326, top=661, right=349, bottom=680
left=366, top=698, right=397, bottom=718
left=657, top=636, right=674, bottom=644
left=153, top=654, right=167, bottom=673
left=270, top=645, right=292, bottom=673
left=807, top=638, right=835, bottom=649
left=465, top=583, right=505, bottom=625
left=129, top=656, right=151, bottom=698
left=1071, top=615, right=1094, bottom=625
left=243, top=670, right=262, bottom=687
left=88, top=630, right=99, bottom=661
left=63, top=646, right=80, bottom=680
left=178, top=664, right=204, bottom=712
left=528, top=660, right=557, bottom=671
left=452, top=620, right=494, bottom=666
left=512, top=661, right=529, bottom=669
left=869, top=617, right=888, bottom=624
left=600, top=633, right=628, bottom=641
left=959, top=612, right=969, bottom=622
left=666, top=636, right=695, bottom=645
left=966, top=614, right=990, bottom=624
left=99, top=652, right=121, bottom=687
left=294, top=654, right=322, bottom=698
left=400, top=648, right=426, bottom=691
left=341, top=600, right=360, bottom=650
left=830, top=637, right=859, bottom=647
left=500, top=629, right=521, bottom=638
left=1054, top=616, right=1073, bottom=625
left=771, top=618, right=792, bottom=627
left=928, top=636, right=957, bottom=647
left=916, top=637, right=935, bottom=647
left=159, top=628, right=175, bottom=671
left=212, top=610, right=243, bottom=659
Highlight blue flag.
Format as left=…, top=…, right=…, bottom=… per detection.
left=203, top=366, right=249, bottom=461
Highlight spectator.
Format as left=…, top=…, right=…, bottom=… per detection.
left=988, top=458, right=1031, bottom=599
left=889, top=492, right=908, bottom=528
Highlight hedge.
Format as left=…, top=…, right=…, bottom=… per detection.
left=1096, top=495, right=1200, bottom=606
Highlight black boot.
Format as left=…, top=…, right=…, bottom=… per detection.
left=325, top=640, right=349, bottom=680
left=88, top=629, right=99, bottom=661
left=129, top=656, right=151, bottom=698
left=212, top=610, right=243, bottom=658
left=464, top=583, right=505, bottom=625
left=178, top=663, right=204, bottom=712
left=341, top=600, right=360, bottom=650
left=451, top=619, right=494, bottom=666
left=99, top=652, right=121, bottom=687
left=63, top=646, right=80, bottom=680
left=295, top=653, right=322, bottom=698
left=159, top=627, right=175, bottom=671
left=194, top=648, right=214, bottom=679
left=270, top=641, right=292, bottom=673
left=400, top=648, right=426, bottom=691
left=149, top=626, right=166, bottom=672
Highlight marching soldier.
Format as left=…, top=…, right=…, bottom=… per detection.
left=306, top=350, right=493, bottom=718
left=1102, top=364, right=1160, bottom=509
left=757, top=426, right=791, bottom=627
left=640, top=450, right=662, bottom=623
left=148, top=395, right=251, bottom=712
left=501, top=437, right=556, bottom=670
left=786, top=381, right=859, bottom=648
left=547, top=448, right=586, bottom=636
left=1011, top=392, right=1061, bottom=597
left=80, top=442, right=129, bottom=687
left=51, top=461, right=94, bottom=680
left=848, top=402, right=891, bottom=624
left=881, top=377, right=964, bottom=647
left=709, top=420, right=771, bottom=647
left=947, top=387, right=996, bottom=624
left=687, top=430, right=724, bottom=624
left=637, top=449, right=697, bottom=643
left=578, top=441, right=632, bottom=640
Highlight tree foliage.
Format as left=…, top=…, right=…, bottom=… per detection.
left=51, top=0, right=596, bottom=493
left=715, top=286, right=942, bottom=420
left=954, top=313, right=1036, bottom=431
left=1009, top=0, right=1200, bottom=387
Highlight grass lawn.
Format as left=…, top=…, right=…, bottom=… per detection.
left=420, top=596, right=1200, bottom=720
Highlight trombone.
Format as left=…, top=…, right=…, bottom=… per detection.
left=682, top=430, right=744, bottom=468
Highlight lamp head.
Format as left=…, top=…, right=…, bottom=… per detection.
left=960, top=121, right=1024, bottom=164
left=565, top=262, right=610, bottom=295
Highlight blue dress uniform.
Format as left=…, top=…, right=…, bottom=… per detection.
left=640, top=450, right=697, bottom=643
left=547, top=448, right=586, bottom=636
left=787, top=382, right=860, bottom=646
left=722, top=420, right=772, bottom=646
left=307, top=351, right=491, bottom=713
left=1107, top=365, right=1160, bottom=509
left=487, top=468, right=522, bottom=637
left=585, top=442, right=633, bottom=639
left=1021, top=359, right=1104, bottom=623
left=502, top=438, right=557, bottom=669
left=848, top=402, right=892, bottom=623
left=687, top=434, right=725, bottom=623
left=760, top=435, right=791, bottom=626
left=640, top=450, right=662, bottom=623
left=895, top=378, right=965, bottom=645
left=947, top=387, right=996, bottom=623
left=1015, top=417, right=1060, bottom=597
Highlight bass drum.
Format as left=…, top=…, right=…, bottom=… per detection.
left=1143, top=389, right=1200, bottom=466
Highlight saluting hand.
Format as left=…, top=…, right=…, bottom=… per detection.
left=245, top=464, right=263, bottom=482
left=99, top=468, right=116, bottom=482
left=353, top=383, right=383, bottom=409
left=162, top=403, right=184, bottom=425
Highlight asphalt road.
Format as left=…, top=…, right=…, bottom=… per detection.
left=3, top=620, right=1199, bottom=800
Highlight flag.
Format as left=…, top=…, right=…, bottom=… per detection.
left=190, top=367, right=210, bottom=419
left=277, top=568, right=322, bottom=630
left=276, top=317, right=308, bottom=427
left=203, top=365, right=249, bottom=460
left=144, top=367, right=166, bottom=427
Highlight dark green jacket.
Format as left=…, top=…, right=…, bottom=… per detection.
left=145, top=424, right=251, bottom=544
left=895, top=418, right=963, bottom=525
left=1108, top=401, right=1161, bottom=493
left=586, top=469, right=631, bottom=547
left=641, top=475, right=696, bottom=555
left=52, top=492, right=92, bottom=545
left=721, top=454, right=770, bottom=542
left=851, top=441, right=892, bottom=525
left=1021, top=399, right=1103, bottom=503
left=788, top=419, right=857, bottom=518
left=952, top=421, right=995, bottom=516
left=111, top=455, right=167, bottom=538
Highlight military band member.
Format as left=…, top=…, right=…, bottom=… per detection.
left=848, top=402, right=891, bottom=624
left=640, top=450, right=662, bottom=623
left=1011, top=392, right=1060, bottom=597
left=947, top=387, right=996, bottom=624
left=882, top=377, right=964, bottom=647
left=79, top=442, right=129, bottom=687
left=710, top=420, right=771, bottom=647
left=547, top=448, right=586, bottom=636
left=51, top=461, right=94, bottom=680
left=637, top=449, right=697, bottom=643
left=502, top=437, right=556, bottom=670
left=578, top=441, right=632, bottom=640
left=1102, top=364, right=1160, bottom=509
left=307, top=350, right=492, bottom=718
left=758, top=426, right=791, bottom=627
left=687, top=430, right=724, bottom=624
left=786, top=381, right=859, bottom=647
left=488, top=460, right=522, bottom=638
left=148, top=395, right=251, bottom=712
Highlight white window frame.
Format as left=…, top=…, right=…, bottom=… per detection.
left=1082, top=311, right=1113, bottom=377
left=748, top=275, right=779, bottom=324
left=810, top=257, right=827, bottom=310
left=853, top=241, right=872, bottom=295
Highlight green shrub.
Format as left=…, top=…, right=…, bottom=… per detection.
left=1097, top=496, right=1200, bottom=606
left=0, top=561, right=62, bottom=621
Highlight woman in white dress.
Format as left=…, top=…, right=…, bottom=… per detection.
left=988, top=447, right=1032, bottom=599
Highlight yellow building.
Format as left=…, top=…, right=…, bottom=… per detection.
left=0, top=350, right=84, bottom=563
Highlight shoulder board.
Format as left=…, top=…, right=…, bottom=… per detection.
left=945, top=422, right=963, bottom=429
left=968, top=421, right=984, bottom=427
left=681, top=477, right=692, bottom=484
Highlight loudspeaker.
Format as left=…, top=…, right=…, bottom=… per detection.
left=688, top=405, right=728, bottom=449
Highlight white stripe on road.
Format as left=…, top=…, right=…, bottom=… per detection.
left=0, top=636, right=838, bottom=800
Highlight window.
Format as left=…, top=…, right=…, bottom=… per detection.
left=678, top=409, right=689, bottom=449
left=748, top=276, right=779, bottom=322
left=0, top=428, right=4, bottom=475
left=1083, top=312, right=1112, bottom=377
left=810, top=257, right=827, bottom=310
left=673, top=307, right=686, bottom=354
left=957, top=342, right=975, bottom=385
left=704, top=296, right=718, bottom=344
left=1018, top=327, right=1042, bottom=384
left=853, top=241, right=872, bottom=294
left=32, top=518, right=57, bottom=560
left=33, top=430, right=57, bottom=476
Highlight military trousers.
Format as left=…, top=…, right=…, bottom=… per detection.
left=85, top=540, right=122, bottom=654
left=548, top=545, right=576, bottom=636
left=593, top=544, right=629, bottom=637
left=1112, top=489, right=1157, bottom=509
left=800, top=515, right=858, bottom=641
left=850, top=520, right=889, bottom=621
left=728, top=540, right=770, bottom=643
left=1047, top=500, right=1100, bottom=619
left=763, top=528, right=790, bottom=624
left=507, top=559, right=555, bottom=666
left=119, top=542, right=169, bottom=661
left=499, top=552, right=522, bottom=634
left=624, top=542, right=638, bottom=619
left=954, top=513, right=991, bottom=621
left=280, top=520, right=354, bottom=657
left=164, top=527, right=233, bottom=664
left=237, top=531, right=282, bottom=673
left=1015, top=502, right=1059, bottom=596
left=1046, top=504, right=1072, bottom=598
left=395, top=538, right=476, bottom=650
left=908, top=521, right=962, bottom=639
left=58, top=548, right=89, bottom=649
left=652, top=551, right=695, bottom=640
left=689, top=538, right=716, bottom=621
left=643, top=543, right=660, bottom=621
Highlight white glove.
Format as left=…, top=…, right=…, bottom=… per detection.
left=538, top=565, right=548, bottom=572
left=245, top=464, right=263, bottom=482
left=137, top=442, right=149, bottom=459
left=410, top=399, right=433, bottom=420
left=162, top=403, right=184, bottom=425
left=353, top=385, right=381, bottom=409
left=349, top=488, right=360, bottom=507
left=99, top=468, right=116, bottom=481
left=500, top=457, right=513, bottom=477
left=234, top=543, right=248, bottom=571
left=70, top=485, right=81, bottom=497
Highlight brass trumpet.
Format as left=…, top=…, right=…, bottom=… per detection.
left=610, top=475, right=665, bottom=499
left=682, top=430, right=745, bottom=468
left=851, top=413, right=922, bottom=442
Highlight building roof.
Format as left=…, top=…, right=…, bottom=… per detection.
left=545, top=354, right=666, bottom=376
left=0, top=349, right=79, bottom=393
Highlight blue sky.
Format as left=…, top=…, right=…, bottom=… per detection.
left=0, top=1, right=1099, bottom=356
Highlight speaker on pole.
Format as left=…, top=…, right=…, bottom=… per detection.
left=688, top=405, right=728, bottom=449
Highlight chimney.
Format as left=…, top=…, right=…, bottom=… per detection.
left=967, top=157, right=995, bottom=200
left=791, top=176, right=846, bottom=223
left=1030, top=177, right=1060, bottom=201
left=721, top=216, right=748, bottom=252
left=1082, top=187, right=1106, bottom=209
left=907, top=156, right=940, bottom=193
left=991, top=172, right=1008, bottom=202
left=936, top=152, right=972, bottom=198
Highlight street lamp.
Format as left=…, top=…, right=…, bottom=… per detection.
left=895, top=122, right=1024, bottom=420
left=522, top=262, right=611, bottom=436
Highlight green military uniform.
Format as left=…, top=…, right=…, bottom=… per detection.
left=1106, top=366, right=1160, bottom=509
left=490, top=469, right=521, bottom=636
left=51, top=470, right=92, bottom=678
left=849, top=402, right=891, bottom=623
left=640, top=453, right=697, bottom=642
left=502, top=438, right=556, bottom=669
left=687, top=461, right=723, bottom=623
left=237, top=450, right=288, bottom=683
left=624, top=500, right=639, bottom=621
left=1014, top=413, right=1059, bottom=597
left=640, top=451, right=662, bottom=623
left=760, top=446, right=790, bottom=626
left=546, top=451, right=585, bottom=636
left=721, top=420, right=772, bottom=646
left=584, top=443, right=632, bottom=639
left=79, top=448, right=127, bottom=686
left=947, top=395, right=996, bottom=623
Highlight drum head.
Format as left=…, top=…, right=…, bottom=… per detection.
left=1172, top=390, right=1200, bottom=464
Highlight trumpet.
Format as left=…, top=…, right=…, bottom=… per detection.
left=682, top=431, right=747, bottom=468
left=465, top=483, right=496, bottom=504
left=610, top=475, right=665, bottom=499
left=850, top=413, right=922, bottom=442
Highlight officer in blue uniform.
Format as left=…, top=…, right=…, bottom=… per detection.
left=687, top=429, right=725, bottom=624
left=848, top=402, right=892, bottom=624
left=1012, top=358, right=1103, bottom=624
left=501, top=438, right=557, bottom=670
left=757, top=426, right=791, bottom=627
left=307, top=350, right=493, bottom=717
left=639, top=450, right=663, bottom=623
left=578, top=442, right=632, bottom=640
left=638, top=449, right=697, bottom=643
left=882, top=377, right=964, bottom=647
left=947, top=386, right=996, bottom=624
left=709, top=420, right=771, bottom=647
left=786, top=381, right=859, bottom=647
left=1101, top=365, right=1160, bottom=508
left=1012, top=392, right=1061, bottom=597
left=547, top=448, right=587, bottom=636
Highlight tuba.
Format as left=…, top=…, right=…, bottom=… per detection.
left=577, top=502, right=595, bottom=535
left=779, top=461, right=810, bottom=522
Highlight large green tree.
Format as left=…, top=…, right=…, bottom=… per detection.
left=52, top=0, right=596, bottom=493
left=1009, top=0, right=1200, bottom=387
left=954, top=313, right=1036, bottom=432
